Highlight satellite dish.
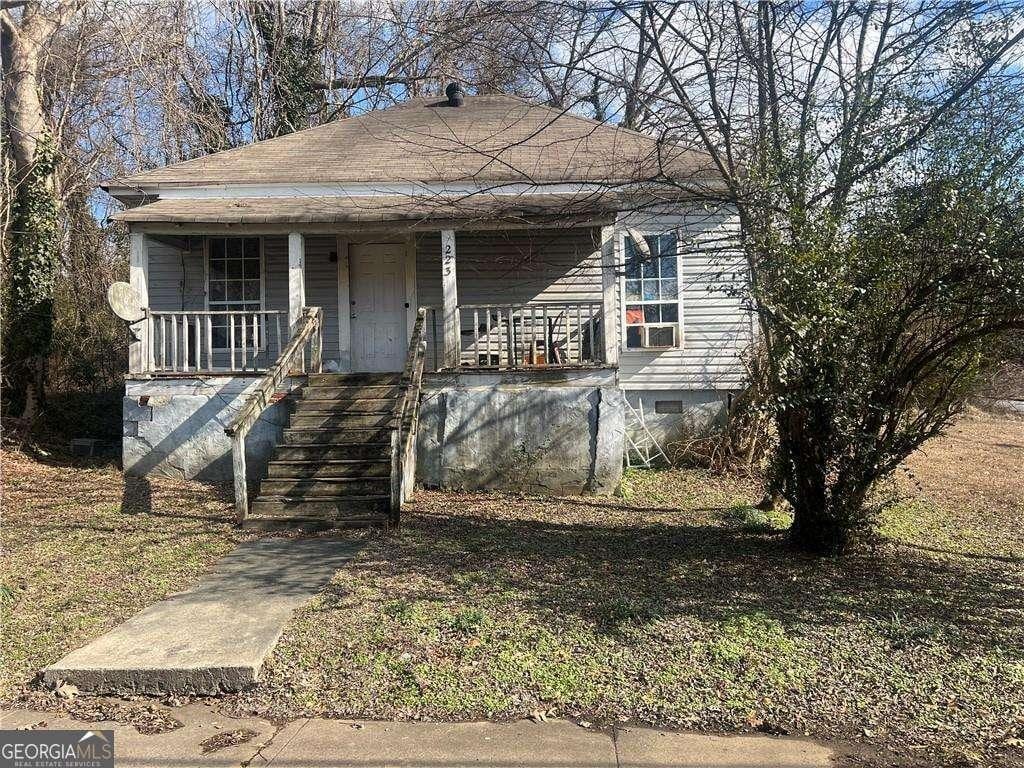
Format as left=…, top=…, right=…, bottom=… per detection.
left=107, top=282, right=145, bottom=323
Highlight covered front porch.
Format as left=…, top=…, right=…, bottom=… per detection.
left=119, top=218, right=627, bottom=520
left=124, top=220, right=621, bottom=380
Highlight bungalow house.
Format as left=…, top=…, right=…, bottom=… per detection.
left=106, top=87, right=751, bottom=527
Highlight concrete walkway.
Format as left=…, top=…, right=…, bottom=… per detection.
left=43, top=537, right=359, bottom=695
left=1, top=707, right=835, bottom=768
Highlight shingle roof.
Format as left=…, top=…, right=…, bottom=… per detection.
left=111, top=192, right=620, bottom=227
left=106, top=94, right=715, bottom=189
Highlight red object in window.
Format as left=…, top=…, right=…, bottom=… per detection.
left=625, top=307, right=644, bottom=325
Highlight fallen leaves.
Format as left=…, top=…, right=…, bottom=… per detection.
left=64, top=700, right=183, bottom=735
left=1, top=447, right=255, bottom=702
left=529, top=708, right=557, bottom=723
left=52, top=681, right=78, bottom=700
left=231, top=435, right=1024, bottom=764
left=199, top=728, right=258, bottom=754
left=6, top=415, right=1024, bottom=768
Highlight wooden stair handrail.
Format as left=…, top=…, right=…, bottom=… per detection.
left=390, top=307, right=428, bottom=524
left=225, top=305, right=323, bottom=523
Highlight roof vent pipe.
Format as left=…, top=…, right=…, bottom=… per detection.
left=445, top=82, right=464, bottom=107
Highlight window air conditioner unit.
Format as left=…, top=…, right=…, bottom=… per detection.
left=639, top=324, right=678, bottom=349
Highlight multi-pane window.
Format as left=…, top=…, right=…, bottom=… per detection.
left=624, top=232, right=680, bottom=349
left=207, top=237, right=262, bottom=348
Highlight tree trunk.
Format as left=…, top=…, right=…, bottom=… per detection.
left=1, top=4, right=59, bottom=181
left=788, top=501, right=851, bottom=556
left=1, top=3, right=74, bottom=417
left=775, top=405, right=856, bottom=556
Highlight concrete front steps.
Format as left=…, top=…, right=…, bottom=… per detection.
left=248, top=373, right=401, bottom=527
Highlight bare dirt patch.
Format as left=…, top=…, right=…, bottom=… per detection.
left=895, top=410, right=1024, bottom=560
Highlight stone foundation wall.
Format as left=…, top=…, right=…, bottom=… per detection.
left=124, top=371, right=628, bottom=495
left=123, top=377, right=300, bottom=483
left=416, top=369, right=625, bottom=495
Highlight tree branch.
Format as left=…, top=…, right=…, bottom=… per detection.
left=307, top=73, right=423, bottom=91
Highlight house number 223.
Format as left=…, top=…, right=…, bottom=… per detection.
left=443, top=242, right=454, bottom=276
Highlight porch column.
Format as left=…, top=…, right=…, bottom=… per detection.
left=128, top=230, right=150, bottom=374
left=441, top=229, right=460, bottom=368
left=336, top=235, right=352, bottom=371
left=288, top=232, right=306, bottom=335
left=599, top=224, right=619, bottom=365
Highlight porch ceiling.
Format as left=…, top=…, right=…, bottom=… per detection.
left=112, top=192, right=620, bottom=229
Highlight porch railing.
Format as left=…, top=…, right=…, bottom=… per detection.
left=390, top=307, right=428, bottom=525
left=224, top=306, right=323, bottom=523
left=147, top=310, right=288, bottom=374
left=426, top=301, right=606, bottom=371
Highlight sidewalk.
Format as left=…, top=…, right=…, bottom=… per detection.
left=2, top=705, right=834, bottom=768
left=43, top=538, right=361, bottom=695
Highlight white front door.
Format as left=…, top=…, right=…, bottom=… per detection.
left=349, top=242, right=407, bottom=372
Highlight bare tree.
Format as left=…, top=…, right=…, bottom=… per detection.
left=582, top=2, right=1024, bottom=553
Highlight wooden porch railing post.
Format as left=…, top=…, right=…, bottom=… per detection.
left=145, top=310, right=154, bottom=372
left=172, top=315, right=179, bottom=372
left=182, top=315, right=189, bottom=372
left=206, top=316, right=214, bottom=371
left=310, top=308, right=323, bottom=373
left=389, top=428, right=401, bottom=516
left=231, top=431, right=248, bottom=523
left=506, top=306, right=514, bottom=367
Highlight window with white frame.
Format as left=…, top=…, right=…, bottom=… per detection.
left=207, top=237, right=262, bottom=348
left=623, top=232, right=681, bottom=349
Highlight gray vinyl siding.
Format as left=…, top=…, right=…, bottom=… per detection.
left=262, top=234, right=341, bottom=357
left=265, top=235, right=340, bottom=363
left=263, top=236, right=288, bottom=314
left=147, top=237, right=204, bottom=312
left=614, top=207, right=751, bottom=390
left=302, top=235, right=341, bottom=365
left=414, top=228, right=603, bottom=305
left=260, top=235, right=290, bottom=364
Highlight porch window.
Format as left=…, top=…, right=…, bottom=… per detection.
left=623, top=232, right=681, bottom=349
left=206, top=236, right=262, bottom=348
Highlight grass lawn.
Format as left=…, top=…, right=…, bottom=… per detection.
left=2, top=412, right=1022, bottom=766
left=0, top=449, right=254, bottom=701
left=229, top=410, right=1024, bottom=767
